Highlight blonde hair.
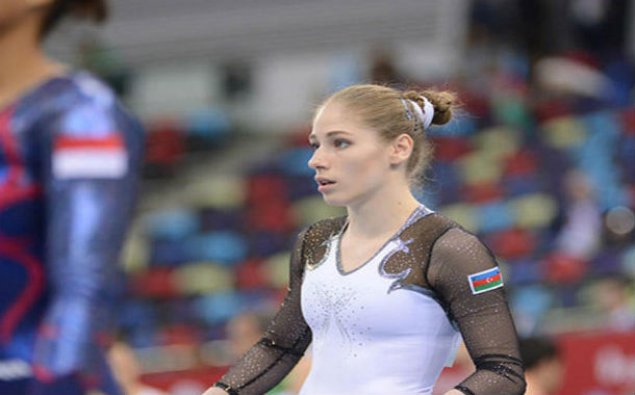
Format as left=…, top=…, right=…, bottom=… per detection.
left=316, top=84, right=456, bottom=185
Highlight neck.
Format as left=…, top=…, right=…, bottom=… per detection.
left=345, top=177, right=421, bottom=239
left=0, top=16, right=63, bottom=108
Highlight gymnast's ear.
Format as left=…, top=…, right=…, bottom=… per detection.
left=388, top=133, right=414, bottom=167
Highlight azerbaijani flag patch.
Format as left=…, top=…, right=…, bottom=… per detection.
left=468, top=267, right=503, bottom=295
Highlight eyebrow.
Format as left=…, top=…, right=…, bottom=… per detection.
left=308, top=130, right=353, bottom=141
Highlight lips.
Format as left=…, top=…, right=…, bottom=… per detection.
left=315, top=176, right=336, bottom=191
left=316, top=177, right=335, bottom=186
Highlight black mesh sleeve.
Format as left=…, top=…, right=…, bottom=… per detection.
left=214, top=229, right=312, bottom=395
left=428, top=228, right=526, bottom=395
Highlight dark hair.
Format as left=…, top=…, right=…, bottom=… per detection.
left=316, top=84, right=456, bottom=185
left=41, top=0, right=108, bottom=38
left=518, top=337, right=560, bottom=370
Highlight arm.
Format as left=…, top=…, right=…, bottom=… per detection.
left=32, top=100, right=143, bottom=394
left=205, top=229, right=313, bottom=395
left=428, top=228, right=526, bottom=395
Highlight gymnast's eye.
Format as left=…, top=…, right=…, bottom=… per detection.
left=334, top=139, right=351, bottom=149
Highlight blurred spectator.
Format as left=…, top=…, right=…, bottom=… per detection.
left=543, top=170, right=602, bottom=284
left=593, top=276, right=635, bottom=331
left=109, top=341, right=168, bottom=395
left=569, top=0, right=631, bottom=56
left=555, top=170, right=602, bottom=260
left=369, top=46, right=405, bottom=86
left=519, top=337, right=564, bottom=395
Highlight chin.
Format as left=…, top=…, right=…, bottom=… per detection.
left=320, top=193, right=349, bottom=207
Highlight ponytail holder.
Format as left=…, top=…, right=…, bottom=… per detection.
left=401, top=98, right=435, bottom=130
left=414, top=98, right=435, bottom=130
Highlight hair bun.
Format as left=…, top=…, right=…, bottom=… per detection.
left=403, top=89, right=455, bottom=126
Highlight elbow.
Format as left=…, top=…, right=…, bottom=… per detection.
left=504, top=364, right=526, bottom=395
left=473, top=357, right=526, bottom=395
left=516, top=374, right=527, bottom=395
left=519, top=384, right=527, bottom=395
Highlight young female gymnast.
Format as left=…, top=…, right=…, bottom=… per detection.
left=204, top=84, right=526, bottom=395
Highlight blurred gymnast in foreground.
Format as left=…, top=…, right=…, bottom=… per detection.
left=203, top=84, right=525, bottom=395
left=0, top=0, right=144, bottom=393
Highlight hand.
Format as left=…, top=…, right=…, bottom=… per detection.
left=443, top=390, right=466, bottom=395
left=201, top=387, right=229, bottom=395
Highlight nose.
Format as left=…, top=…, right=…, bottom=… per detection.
left=308, top=147, right=327, bottom=170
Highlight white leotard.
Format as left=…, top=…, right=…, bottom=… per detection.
left=299, top=208, right=460, bottom=395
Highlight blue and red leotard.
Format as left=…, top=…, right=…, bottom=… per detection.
left=0, top=71, right=144, bottom=395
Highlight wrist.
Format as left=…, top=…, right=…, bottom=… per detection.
left=204, top=382, right=236, bottom=395
left=450, top=386, right=473, bottom=395
left=201, top=387, right=229, bottom=395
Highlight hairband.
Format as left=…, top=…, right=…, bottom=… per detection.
left=401, top=98, right=434, bottom=130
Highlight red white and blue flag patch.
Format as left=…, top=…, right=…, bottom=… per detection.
left=467, top=267, right=504, bottom=295
left=52, top=134, right=128, bottom=179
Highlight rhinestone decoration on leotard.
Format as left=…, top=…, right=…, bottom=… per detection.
left=303, top=281, right=368, bottom=359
